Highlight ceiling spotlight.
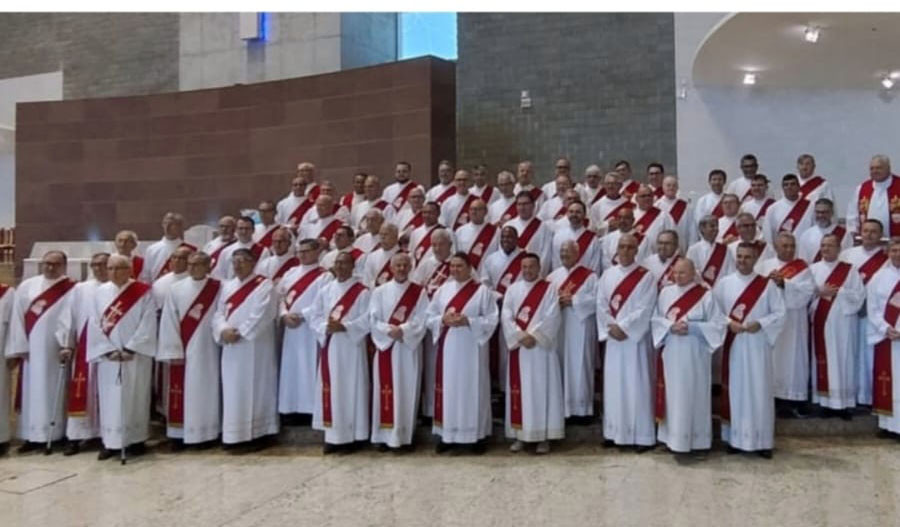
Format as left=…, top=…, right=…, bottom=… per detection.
left=743, top=73, right=757, bottom=85
left=882, top=77, right=895, bottom=90
left=804, top=26, right=820, bottom=43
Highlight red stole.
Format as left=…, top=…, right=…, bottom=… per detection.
left=496, top=251, right=527, bottom=295
left=425, top=260, right=451, bottom=298
left=874, top=279, right=900, bottom=416
left=248, top=242, right=266, bottom=262
left=755, top=198, right=775, bottom=220
left=377, top=282, right=423, bottom=428
left=375, top=253, right=396, bottom=287
left=798, top=175, right=825, bottom=199
left=319, top=281, right=367, bottom=427
left=811, top=262, right=853, bottom=396
left=516, top=217, right=542, bottom=249
left=255, top=224, right=279, bottom=248
left=391, top=181, right=418, bottom=211
left=527, top=187, right=543, bottom=203
left=224, top=275, right=265, bottom=319
left=453, top=194, right=479, bottom=229
left=589, top=187, right=607, bottom=205
left=608, top=266, right=649, bottom=318
left=655, top=284, right=709, bottom=421
left=272, top=256, right=300, bottom=281
left=209, top=239, right=236, bottom=271
left=858, top=249, right=888, bottom=285
left=371, top=199, right=390, bottom=212
left=778, top=258, right=808, bottom=279
left=553, top=201, right=568, bottom=219
left=340, top=192, right=355, bottom=211
left=558, top=265, right=592, bottom=297
left=668, top=199, right=688, bottom=224
left=656, top=256, right=681, bottom=290
left=701, top=242, right=728, bottom=286
left=778, top=198, right=811, bottom=233
left=467, top=223, right=498, bottom=270
left=858, top=176, right=900, bottom=236
left=652, top=185, right=664, bottom=200
left=721, top=217, right=739, bottom=240
left=603, top=199, right=634, bottom=222
left=813, top=226, right=846, bottom=263
left=479, top=185, right=494, bottom=203
left=575, top=229, right=595, bottom=262
left=509, top=279, right=551, bottom=429
left=498, top=199, right=519, bottom=225
left=413, top=225, right=440, bottom=263
left=67, top=321, right=90, bottom=417
left=349, top=248, right=365, bottom=264
left=633, top=207, right=661, bottom=238
left=284, top=266, right=326, bottom=310
left=403, top=211, right=424, bottom=231
left=622, top=180, right=640, bottom=197
left=157, top=242, right=197, bottom=279
left=131, top=256, right=144, bottom=280
left=720, top=275, right=769, bottom=423
left=288, top=186, right=321, bottom=225
left=435, top=184, right=457, bottom=205
left=318, top=218, right=343, bottom=243
left=434, top=280, right=481, bottom=426
left=24, top=278, right=76, bottom=338
left=168, top=278, right=221, bottom=428
left=711, top=195, right=724, bottom=218
left=100, top=281, right=151, bottom=336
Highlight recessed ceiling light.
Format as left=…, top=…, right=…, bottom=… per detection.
left=882, top=77, right=895, bottom=90
left=743, top=73, right=756, bottom=85
left=804, top=26, right=820, bottom=43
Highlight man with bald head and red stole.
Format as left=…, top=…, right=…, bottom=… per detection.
left=454, top=198, right=498, bottom=277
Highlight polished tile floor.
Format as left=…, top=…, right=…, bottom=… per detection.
left=1, top=437, right=898, bottom=527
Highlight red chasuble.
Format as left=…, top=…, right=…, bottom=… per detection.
left=377, top=282, right=423, bottom=428
left=701, top=242, right=728, bottom=287
left=811, top=262, right=852, bottom=397
left=608, top=266, right=649, bottom=318
left=466, top=223, right=498, bottom=270
left=857, top=175, right=900, bottom=237
left=778, top=198, right=811, bottom=233
left=434, top=280, right=481, bottom=426
left=168, top=278, right=220, bottom=428
left=319, top=282, right=367, bottom=427
left=508, top=279, right=550, bottom=429
left=720, top=275, right=768, bottom=423
left=655, top=283, right=708, bottom=421
left=873, top=280, right=900, bottom=416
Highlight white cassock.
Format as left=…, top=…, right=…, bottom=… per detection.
left=809, top=261, right=865, bottom=409
left=716, top=215, right=739, bottom=243
left=409, top=224, right=440, bottom=264
left=440, top=192, right=475, bottom=229
left=362, top=247, right=399, bottom=289
left=727, top=240, right=773, bottom=273
left=725, top=176, right=754, bottom=202
left=643, top=254, right=683, bottom=291
left=596, top=263, right=657, bottom=446
left=548, top=266, right=598, bottom=417
left=0, top=285, right=14, bottom=443
left=8, top=276, right=76, bottom=442
left=455, top=222, right=499, bottom=276
left=298, top=204, right=350, bottom=231
left=157, top=277, right=222, bottom=443
left=369, top=280, right=428, bottom=447
left=64, top=279, right=104, bottom=440
left=426, top=279, right=498, bottom=443
left=257, top=252, right=298, bottom=282
left=686, top=239, right=735, bottom=287
left=762, top=197, right=815, bottom=245
left=480, top=248, right=524, bottom=389
left=152, top=271, right=188, bottom=310
left=321, top=248, right=366, bottom=278
left=501, top=279, right=564, bottom=441
left=713, top=272, right=785, bottom=451
left=651, top=283, right=725, bottom=452
left=846, top=175, right=900, bottom=236
left=488, top=195, right=517, bottom=225
left=866, top=264, right=900, bottom=432
left=204, top=236, right=237, bottom=281
left=798, top=175, right=835, bottom=203
left=310, top=278, right=371, bottom=444
left=212, top=275, right=279, bottom=444
left=382, top=180, right=425, bottom=211
left=218, top=241, right=270, bottom=280
left=601, top=230, right=650, bottom=271
left=299, top=213, right=344, bottom=249
left=757, top=258, right=816, bottom=401
left=151, top=271, right=188, bottom=416
left=426, top=182, right=453, bottom=203
left=538, top=195, right=567, bottom=223
left=633, top=206, right=675, bottom=254
left=142, top=237, right=190, bottom=283
left=277, top=264, right=332, bottom=415
left=411, top=254, right=452, bottom=415
left=842, top=245, right=887, bottom=405
left=798, top=223, right=851, bottom=262
left=656, top=196, right=693, bottom=252
left=471, top=184, right=499, bottom=206
left=276, top=191, right=315, bottom=227
left=394, top=207, right=423, bottom=235
left=551, top=223, right=602, bottom=274
left=353, top=232, right=381, bottom=254
left=589, top=195, right=629, bottom=233
left=87, top=281, right=157, bottom=449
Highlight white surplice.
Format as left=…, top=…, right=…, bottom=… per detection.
left=480, top=248, right=524, bottom=390
left=501, top=278, right=564, bottom=442
left=257, top=252, right=298, bottom=282
left=691, top=191, right=724, bottom=243
left=277, top=264, right=332, bottom=415
left=712, top=272, right=786, bottom=451
left=440, top=192, right=475, bottom=229
left=651, top=283, right=725, bottom=452
left=212, top=275, right=279, bottom=444
left=63, top=279, right=104, bottom=440
left=426, top=279, right=498, bottom=443
left=725, top=176, right=754, bottom=203
left=310, top=278, right=371, bottom=444
left=0, top=286, right=14, bottom=443
left=550, top=223, right=602, bottom=274
left=8, top=276, right=75, bottom=442
left=656, top=196, right=693, bottom=252
left=369, top=279, right=428, bottom=447
left=588, top=195, right=628, bottom=234
left=633, top=206, right=676, bottom=254
left=87, top=280, right=158, bottom=449
left=866, top=264, right=900, bottom=432
left=809, top=261, right=865, bottom=409
left=596, top=263, right=657, bottom=446
left=158, top=276, right=223, bottom=443
left=842, top=245, right=888, bottom=405
left=204, top=236, right=236, bottom=281
left=716, top=215, right=739, bottom=243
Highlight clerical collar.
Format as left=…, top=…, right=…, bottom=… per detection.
left=874, top=177, right=891, bottom=189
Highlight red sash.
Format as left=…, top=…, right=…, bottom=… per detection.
left=858, top=250, right=888, bottom=285
left=288, top=186, right=321, bottom=226
left=209, top=239, right=235, bottom=271
left=340, top=192, right=355, bottom=211
left=467, top=223, right=498, bottom=270
left=553, top=201, right=568, bottom=220
left=755, top=198, right=775, bottom=220
left=622, top=180, right=640, bottom=197
left=372, top=199, right=390, bottom=212
left=413, top=225, right=440, bottom=263
left=778, top=198, right=811, bottom=233
left=528, top=187, right=543, bottom=203
left=858, top=176, right=900, bottom=237
left=67, top=321, right=90, bottom=416
left=284, top=266, right=326, bottom=310
left=224, top=275, right=265, bottom=319
left=349, top=248, right=364, bottom=264
left=509, top=279, right=550, bottom=429
left=701, top=242, right=728, bottom=286
left=813, top=226, right=845, bottom=263
left=668, top=199, right=688, bottom=224
left=604, top=199, right=634, bottom=222
left=377, top=282, right=423, bottom=428
left=498, top=199, right=519, bottom=224
left=799, top=176, right=825, bottom=199
left=652, top=185, right=664, bottom=200
left=168, top=278, right=221, bottom=427
left=655, top=283, right=709, bottom=421
left=811, top=262, right=852, bottom=397
left=608, top=266, right=649, bottom=318
left=316, top=218, right=343, bottom=243
left=272, top=256, right=299, bottom=281
left=634, top=207, right=662, bottom=237
left=721, top=275, right=769, bottom=422
left=496, top=251, right=527, bottom=295
left=434, top=280, right=481, bottom=426
left=575, top=229, right=595, bottom=262
left=248, top=242, right=266, bottom=262
left=24, top=278, right=75, bottom=337
left=778, top=258, right=808, bottom=279
left=479, top=185, right=494, bottom=203
left=157, top=242, right=197, bottom=279
left=589, top=187, right=606, bottom=205
left=391, top=181, right=418, bottom=211
left=375, top=253, right=396, bottom=286
left=403, top=211, right=424, bottom=231
left=721, top=218, right=738, bottom=240
left=516, top=217, right=542, bottom=249
left=425, top=260, right=451, bottom=298
left=453, top=194, right=479, bottom=229
left=100, top=281, right=151, bottom=336
left=874, top=280, right=900, bottom=415
left=711, top=195, right=724, bottom=218
left=320, top=281, right=367, bottom=427
left=131, top=256, right=144, bottom=280
left=435, top=185, right=457, bottom=205
left=558, top=265, right=592, bottom=297
left=255, top=224, right=279, bottom=248
left=656, top=256, right=681, bottom=290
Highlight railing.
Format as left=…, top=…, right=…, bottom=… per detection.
left=0, top=227, right=14, bottom=263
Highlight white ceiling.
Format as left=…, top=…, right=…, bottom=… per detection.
left=692, top=13, right=900, bottom=89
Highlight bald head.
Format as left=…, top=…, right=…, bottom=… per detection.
left=672, top=258, right=696, bottom=287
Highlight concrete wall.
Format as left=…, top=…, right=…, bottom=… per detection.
left=456, top=13, right=676, bottom=184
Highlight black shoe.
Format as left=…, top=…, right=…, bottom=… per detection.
left=839, top=409, right=853, bottom=421
left=420, top=416, right=433, bottom=427
left=725, top=444, right=740, bottom=454
left=395, top=444, right=416, bottom=454
left=193, top=439, right=218, bottom=450
left=376, top=443, right=390, bottom=453
left=17, top=441, right=41, bottom=454
left=635, top=444, right=656, bottom=454
left=0, top=442, right=8, bottom=456
left=602, top=439, right=616, bottom=448
left=63, top=441, right=81, bottom=456
left=757, top=449, right=773, bottom=459
left=97, top=448, right=115, bottom=460
left=127, top=442, right=147, bottom=457
left=169, top=439, right=185, bottom=452
left=323, top=443, right=339, bottom=455
left=877, top=429, right=896, bottom=440
left=469, top=441, right=486, bottom=455
left=434, top=441, right=451, bottom=454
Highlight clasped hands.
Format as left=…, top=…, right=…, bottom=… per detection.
left=442, top=311, right=469, bottom=328
left=728, top=320, right=761, bottom=334
left=282, top=313, right=304, bottom=329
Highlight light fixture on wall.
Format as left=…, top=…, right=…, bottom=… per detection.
left=742, top=73, right=756, bottom=86
left=803, top=26, right=820, bottom=43
left=882, top=76, right=895, bottom=90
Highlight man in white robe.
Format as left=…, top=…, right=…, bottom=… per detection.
left=846, top=155, right=900, bottom=238
left=204, top=216, right=237, bottom=281
left=212, top=248, right=279, bottom=448
left=727, top=212, right=773, bottom=269
left=798, top=198, right=851, bottom=262
left=152, top=246, right=192, bottom=309
left=141, top=212, right=196, bottom=283
left=596, top=234, right=657, bottom=450
left=113, top=230, right=144, bottom=281
left=633, top=184, right=675, bottom=254
left=539, top=157, right=571, bottom=200
left=88, top=255, right=158, bottom=459
left=158, top=252, right=222, bottom=448
left=713, top=243, right=786, bottom=457
left=504, top=191, right=553, bottom=276
left=690, top=169, right=727, bottom=244
left=762, top=174, right=815, bottom=245
left=382, top=160, right=425, bottom=214
left=725, top=153, right=761, bottom=203
left=740, top=175, right=775, bottom=228
left=369, top=253, right=428, bottom=451
left=299, top=195, right=344, bottom=250
left=276, top=162, right=321, bottom=232
left=512, top=160, right=546, bottom=210
left=548, top=241, right=598, bottom=422
left=351, top=175, right=394, bottom=230
left=395, top=187, right=426, bottom=235
left=310, top=252, right=371, bottom=453
left=218, top=216, right=271, bottom=281
left=575, top=164, right=605, bottom=208
left=7, top=250, right=76, bottom=453
left=339, top=173, right=367, bottom=221
left=796, top=153, right=835, bottom=203
left=502, top=254, right=563, bottom=454
left=643, top=230, right=683, bottom=290
left=651, top=259, right=725, bottom=454
left=297, top=181, right=350, bottom=229
left=538, top=174, right=573, bottom=222
left=488, top=170, right=519, bottom=226
left=0, top=280, right=12, bottom=454
left=409, top=202, right=447, bottom=266
left=481, top=227, right=525, bottom=390
left=440, top=170, right=477, bottom=230
left=551, top=201, right=602, bottom=273
left=687, top=214, right=735, bottom=288
left=470, top=164, right=499, bottom=206
left=321, top=225, right=366, bottom=277
left=716, top=194, right=742, bottom=244
left=363, top=223, right=400, bottom=288
left=656, top=175, right=693, bottom=252
left=758, top=233, right=816, bottom=417
left=425, top=160, right=455, bottom=204
left=256, top=227, right=298, bottom=283
left=866, top=239, right=900, bottom=434
left=589, top=172, right=630, bottom=234
left=810, top=234, right=866, bottom=416
left=253, top=200, right=284, bottom=250
left=454, top=199, right=498, bottom=276
left=426, top=253, right=499, bottom=453
left=353, top=209, right=384, bottom=254
left=601, top=208, right=650, bottom=270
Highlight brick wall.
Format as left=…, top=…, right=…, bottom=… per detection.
left=14, top=56, right=456, bottom=265
left=457, top=13, right=676, bottom=184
